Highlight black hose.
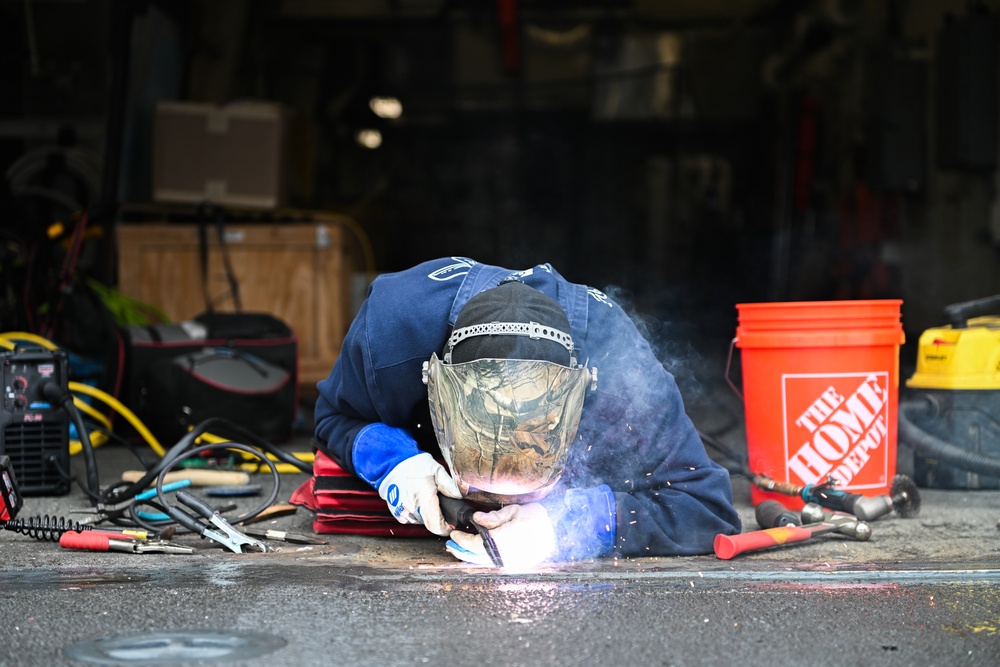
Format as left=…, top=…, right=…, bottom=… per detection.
left=898, top=398, right=1000, bottom=477
left=41, top=381, right=100, bottom=500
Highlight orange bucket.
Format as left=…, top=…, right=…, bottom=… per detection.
left=733, top=300, right=905, bottom=509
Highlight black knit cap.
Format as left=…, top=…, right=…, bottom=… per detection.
left=450, top=281, right=572, bottom=365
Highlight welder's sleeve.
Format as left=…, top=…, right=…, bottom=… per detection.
left=573, top=296, right=743, bottom=557
left=314, top=299, right=417, bottom=480
left=540, top=485, right=617, bottom=561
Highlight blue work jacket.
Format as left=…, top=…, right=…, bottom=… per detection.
left=315, top=257, right=742, bottom=558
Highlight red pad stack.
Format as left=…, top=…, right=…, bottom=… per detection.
left=290, top=449, right=432, bottom=537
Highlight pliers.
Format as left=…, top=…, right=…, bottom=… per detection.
left=71, top=480, right=192, bottom=525
left=168, top=490, right=268, bottom=554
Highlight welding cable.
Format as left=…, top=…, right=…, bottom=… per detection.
left=153, top=441, right=280, bottom=533
left=72, top=397, right=112, bottom=431
left=113, top=417, right=297, bottom=530
left=195, top=430, right=314, bottom=472
left=185, top=418, right=314, bottom=475
left=70, top=430, right=109, bottom=456
left=68, top=381, right=166, bottom=457
left=40, top=381, right=100, bottom=502
left=68, top=390, right=113, bottom=456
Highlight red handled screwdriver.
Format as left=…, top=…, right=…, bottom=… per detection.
left=59, top=531, right=195, bottom=554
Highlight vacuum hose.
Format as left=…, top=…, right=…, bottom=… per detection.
left=898, top=397, right=1000, bottom=478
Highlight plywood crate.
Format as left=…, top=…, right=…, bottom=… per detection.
left=116, top=220, right=355, bottom=388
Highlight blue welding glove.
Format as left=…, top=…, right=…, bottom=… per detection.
left=446, top=503, right=556, bottom=569
left=378, top=452, right=462, bottom=536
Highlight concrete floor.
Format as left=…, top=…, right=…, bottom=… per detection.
left=2, top=364, right=1000, bottom=667
left=1, top=430, right=999, bottom=667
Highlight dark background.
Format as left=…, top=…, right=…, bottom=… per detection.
left=2, top=0, right=999, bottom=377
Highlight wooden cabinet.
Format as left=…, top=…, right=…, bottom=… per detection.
left=116, top=218, right=357, bottom=388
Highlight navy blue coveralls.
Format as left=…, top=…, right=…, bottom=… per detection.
left=315, top=257, right=741, bottom=559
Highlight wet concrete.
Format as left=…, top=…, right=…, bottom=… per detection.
left=1, top=438, right=999, bottom=666
left=1, top=552, right=999, bottom=666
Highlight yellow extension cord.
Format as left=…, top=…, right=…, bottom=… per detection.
left=1, top=331, right=312, bottom=469
left=1, top=332, right=165, bottom=457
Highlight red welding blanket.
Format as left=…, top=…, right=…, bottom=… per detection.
left=290, top=450, right=432, bottom=537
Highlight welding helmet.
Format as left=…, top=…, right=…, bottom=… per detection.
left=422, top=281, right=597, bottom=507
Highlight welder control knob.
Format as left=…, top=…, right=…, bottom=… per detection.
left=12, top=395, right=26, bottom=410
left=11, top=376, right=26, bottom=392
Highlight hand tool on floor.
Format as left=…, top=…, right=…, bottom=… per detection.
left=70, top=480, right=192, bottom=525
left=751, top=472, right=921, bottom=521
left=167, top=490, right=267, bottom=553
left=754, top=499, right=802, bottom=528
left=239, top=503, right=298, bottom=525
left=2, top=515, right=152, bottom=541
left=59, top=531, right=196, bottom=554
left=122, top=469, right=251, bottom=487
left=240, top=528, right=327, bottom=545
left=439, top=494, right=504, bottom=568
left=714, top=504, right=871, bottom=560
left=136, top=501, right=237, bottom=524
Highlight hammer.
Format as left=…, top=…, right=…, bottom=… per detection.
left=715, top=504, right=871, bottom=560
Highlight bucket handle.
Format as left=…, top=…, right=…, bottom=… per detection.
left=724, top=337, right=743, bottom=401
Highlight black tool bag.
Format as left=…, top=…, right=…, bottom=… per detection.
left=139, top=346, right=294, bottom=445
left=124, top=312, right=298, bottom=444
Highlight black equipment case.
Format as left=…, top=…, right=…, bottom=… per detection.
left=123, top=312, right=298, bottom=445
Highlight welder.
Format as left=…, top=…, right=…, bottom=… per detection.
left=314, top=257, right=741, bottom=567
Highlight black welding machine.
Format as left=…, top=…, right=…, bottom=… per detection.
left=0, top=347, right=71, bottom=496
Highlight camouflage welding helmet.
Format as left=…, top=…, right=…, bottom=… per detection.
left=421, top=282, right=597, bottom=507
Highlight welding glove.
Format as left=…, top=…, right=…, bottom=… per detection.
left=446, top=502, right=556, bottom=568
left=377, top=452, right=462, bottom=536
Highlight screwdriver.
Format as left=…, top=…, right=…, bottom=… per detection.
left=240, top=528, right=327, bottom=545
left=59, top=531, right=195, bottom=554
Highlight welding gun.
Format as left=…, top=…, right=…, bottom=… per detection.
left=438, top=494, right=504, bottom=568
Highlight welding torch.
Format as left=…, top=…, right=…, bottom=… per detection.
left=438, top=494, right=504, bottom=568
left=752, top=473, right=920, bottom=521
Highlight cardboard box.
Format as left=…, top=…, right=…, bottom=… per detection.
left=153, top=101, right=288, bottom=209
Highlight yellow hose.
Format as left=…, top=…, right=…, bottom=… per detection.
left=69, top=382, right=166, bottom=457
left=73, top=396, right=112, bottom=430
left=193, top=430, right=314, bottom=473
left=70, top=431, right=108, bottom=456
left=0, top=332, right=59, bottom=349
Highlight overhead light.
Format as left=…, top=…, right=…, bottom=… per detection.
left=369, top=96, right=403, bottom=119
left=355, top=129, right=382, bottom=149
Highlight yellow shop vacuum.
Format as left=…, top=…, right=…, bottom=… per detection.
left=899, top=296, right=1000, bottom=489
